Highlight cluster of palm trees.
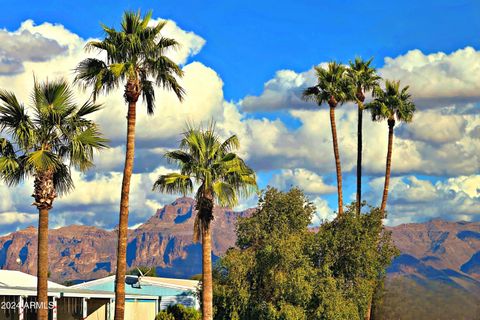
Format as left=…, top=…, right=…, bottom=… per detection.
left=303, top=58, right=416, bottom=219
left=0, top=9, right=416, bottom=320
left=0, top=10, right=256, bottom=320
left=303, top=58, right=416, bottom=320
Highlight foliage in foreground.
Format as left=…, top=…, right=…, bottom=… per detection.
left=213, top=187, right=399, bottom=320
left=155, top=304, right=201, bottom=320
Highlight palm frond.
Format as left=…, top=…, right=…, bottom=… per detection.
left=25, top=150, right=61, bottom=172
left=53, top=163, right=74, bottom=196
left=367, top=79, right=416, bottom=123
left=74, top=58, right=118, bottom=100
left=154, top=125, right=257, bottom=225
left=0, top=77, right=107, bottom=197
left=0, top=90, right=34, bottom=148
left=67, top=126, right=109, bottom=171
left=152, top=173, right=194, bottom=195
left=302, top=62, right=350, bottom=107
left=76, top=10, right=185, bottom=112
left=141, top=79, right=155, bottom=115
left=76, top=101, right=103, bottom=118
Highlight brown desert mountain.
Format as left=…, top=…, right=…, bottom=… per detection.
left=0, top=197, right=479, bottom=293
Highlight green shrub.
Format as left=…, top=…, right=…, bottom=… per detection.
left=155, top=311, right=175, bottom=320
left=156, top=304, right=201, bottom=320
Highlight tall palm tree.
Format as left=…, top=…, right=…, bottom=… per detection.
left=0, top=79, right=107, bottom=320
left=346, top=58, right=381, bottom=216
left=366, top=80, right=416, bottom=215
left=153, top=124, right=257, bottom=320
left=75, top=10, right=185, bottom=320
left=303, top=62, right=349, bottom=216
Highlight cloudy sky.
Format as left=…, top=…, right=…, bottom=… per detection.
left=0, top=0, right=478, bottom=234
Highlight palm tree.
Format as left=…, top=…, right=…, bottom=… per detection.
left=75, top=10, right=184, bottom=320
left=366, top=80, right=416, bottom=215
left=303, top=62, right=349, bottom=216
left=346, top=58, right=381, bottom=216
left=152, top=124, right=257, bottom=320
left=0, top=79, right=107, bottom=320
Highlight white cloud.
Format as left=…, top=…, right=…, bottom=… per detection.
left=150, top=19, right=206, bottom=65
left=0, top=20, right=67, bottom=74
left=438, top=175, right=480, bottom=198
left=0, top=17, right=479, bottom=232
left=240, top=47, right=480, bottom=113
left=367, top=175, right=480, bottom=225
left=311, top=197, right=335, bottom=225
left=240, top=69, right=317, bottom=112
left=396, top=110, right=468, bottom=144
left=0, top=212, right=37, bottom=225
left=380, top=47, right=480, bottom=104
left=0, top=18, right=223, bottom=231
left=270, top=168, right=336, bottom=195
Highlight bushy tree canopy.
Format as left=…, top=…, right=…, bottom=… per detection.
left=213, top=188, right=398, bottom=320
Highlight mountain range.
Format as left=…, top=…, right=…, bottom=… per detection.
left=0, top=197, right=479, bottom=294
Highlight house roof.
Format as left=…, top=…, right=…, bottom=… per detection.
left=72, top=275, right=199, bottom=291
left=0, top=285, right=157, bottom=299
left=0, top=270, right=65, bottom=289
left=140, top=276, right=199, bottom=290
left=0, top=270, right=157, bottom=300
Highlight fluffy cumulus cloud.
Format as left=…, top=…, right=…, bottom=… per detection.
left=0, top=20, right=67, bottom=74
left=271, top=168, right=336, bottom=195
left=241, top=69, right=317, bottom=112
left=0, top=18, right=215, bottom=232
left=310, top=197, right=336, bottom=225
left=380, top=47, right=480, bottom=105
left=0, top=17, right=479, bottom=233
left=0, top=212, right=38, bottom=236
left=149, top=19, right=206, bottom=65
left=366, top=175, right=480, bottom=225
left=240, top=47, right=480, bottom=112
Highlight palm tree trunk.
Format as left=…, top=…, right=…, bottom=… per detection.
left=329, top=106, right=344, bottom=216
left=381, top=119, right=395, bottom=215
left=36, top=208, right=49, bottom=320
left=114, top=99, right=137, bottom=320
left=365, top=301, right=372, bottom=320
left=202, top=225, right=213, bottom=320
left=356, top=104, right=363, bottom=216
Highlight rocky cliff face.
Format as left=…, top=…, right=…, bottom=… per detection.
left=0, top=198, right=479, bottom=290
left=0, top=197, right=251, bottom=282
left=386, top=219, right=480, bottom=292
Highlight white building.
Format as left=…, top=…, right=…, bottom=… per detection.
left=0, top=270, right=158, bottom=320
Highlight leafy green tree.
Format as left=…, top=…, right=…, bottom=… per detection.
left=315, top=202, right=399, bottom=319
left=345, top=58, right=381, bottom=216
left=213, top=188, right=398, bottom=320
left=153, top=124, right=257, bottom=320
left=75, top=10, right=184, bottom=320
left=303, top=62, right=349, bottom=216
left=215, top=187, right=317, bottom=320
left=0, top=79, right=107, bottom=320
left=366, top=80, right=416, bottom=214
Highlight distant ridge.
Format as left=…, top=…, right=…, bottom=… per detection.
left=0, top=198, right=479, bottom=293
left=0, top=197, right=252, bottom=282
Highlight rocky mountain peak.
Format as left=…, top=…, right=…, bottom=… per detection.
left=1, top=201, right=479, bottom=292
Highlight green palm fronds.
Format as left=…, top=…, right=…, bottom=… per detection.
left=0, top=78, right=108, bottom=195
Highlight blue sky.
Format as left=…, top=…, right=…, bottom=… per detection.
left=0, top=0, right=479, bottom=233
left=3, top=0, right=480, bottom=100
